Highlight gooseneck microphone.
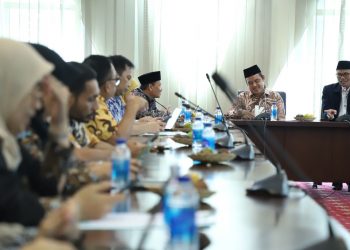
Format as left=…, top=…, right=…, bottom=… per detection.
left=174, top=92, right=215, bottom=119
left=155, top=100, right=170, bottom=115
left=212, top=72, right=288, bottom=196
left=205, top=73, right=224, bottom=121
left=204, top=74, right=234, bottom=148
left=206, top=73, right=254, bottom=158
left=211, top=72, right=346, bottom=250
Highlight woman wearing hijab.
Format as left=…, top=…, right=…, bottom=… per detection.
left=0, top=39, right=123, bottom=222
left=0, top=39, right=124, bottom=249
left=0, top=39, right=56, bottom=226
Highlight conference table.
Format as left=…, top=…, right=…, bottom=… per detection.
left=80, top=131, right=350, bottom=250
left=232, top=120, right=350, bottom=182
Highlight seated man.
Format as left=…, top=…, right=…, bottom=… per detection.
left=61, top=61, right=114, bottom=161
left=83, top=55, right=146, bottom=144
left=132, top=71, right=168, bottom=119
left=106, top=55, right=132, bottom=123
left=321, top=60, right=350, bottom=191
left=322, top=60, right=350, bottom=121
left=124, top=78, right=140, bottom=102
left=227, top=65, right=285, bottom=120
left=107, top=55, right=165, bottom=134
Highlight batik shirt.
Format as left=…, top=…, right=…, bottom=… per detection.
left=107, top=96, right=125, bottom=123
left=227, top=90, right=285, bottom=120
left=86, top=95, right=118, bottom=142
left=69, top=119, right=100, bottom=148
left=132, top=88, right=166, bottom=119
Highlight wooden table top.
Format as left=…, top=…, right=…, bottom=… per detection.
left=82, top=134, right=350, bottom=250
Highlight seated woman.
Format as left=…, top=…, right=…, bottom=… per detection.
left=226, top=65, right=285, bottom=120
left=0, top=39, right=124, bottom=249
left=0, top=39, right=124, bottom=223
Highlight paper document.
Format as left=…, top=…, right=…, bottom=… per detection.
left=79, top=210, right=215, bottom=231
left=142, top=131, right=187, bottom=137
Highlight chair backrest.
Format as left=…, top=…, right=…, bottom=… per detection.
left=237, top=91, right=286, bottom=114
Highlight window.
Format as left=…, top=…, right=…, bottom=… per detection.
left=0, top=0, right=84, bottom=61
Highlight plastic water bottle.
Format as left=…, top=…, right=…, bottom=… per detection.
left=202, top=114, right=211, bottom=124
left=164, top=165, right=180, bottom=225
left=202, top=123, right=216, bottom=151
left=214, top=106, right=223, bottom=124
left=270, top=101, right=277, bottom=121
left=195, top=108, right=204, bottom=121
left=111, top=138, right=131, bottom=190
left=181, top=100, right=186, bottom=116
left=184, top=104, right=192, bottom=124
left=164, top=176, right=199, bottom=250
left=192, top=117, right=204, bottom=153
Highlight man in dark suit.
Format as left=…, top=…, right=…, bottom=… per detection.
left=321, top=60, right=350, bottom=121
left=321, top=60, right=350, bottom=191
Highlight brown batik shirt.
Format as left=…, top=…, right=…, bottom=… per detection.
left=226, top=90, right=285, bottom=120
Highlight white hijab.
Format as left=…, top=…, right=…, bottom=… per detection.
left=0, top=39, right=53, bottom=171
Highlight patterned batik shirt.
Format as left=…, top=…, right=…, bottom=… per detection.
left=107, top=95, right=125, bottom=123
left=226, top=90, right=285, bottom=120
left=69, top=119, right=100, bottom=148
left=86, top=95, right=118, bottom=142
left=131, top=88, right=166, bottom=119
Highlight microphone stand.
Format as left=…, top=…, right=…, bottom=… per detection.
left=174, top=92, right=215, bottom=119
left=212, top=72, right=288, bottom=196
left=175, top=92, right=234, bottom=148
left=203, top=74, right=234, bottom=148
left=211, top=72, right=346, bottom=250
left=155, top=100, right=170, bottom=115
left=206, top=73, right=254, bottom=159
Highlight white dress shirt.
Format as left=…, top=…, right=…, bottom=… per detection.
left=338, top=86, right=350, bottom=116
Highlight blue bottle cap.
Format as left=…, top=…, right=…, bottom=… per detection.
left=195, top=117, right=201, bottom=121
left=116, top=138, right=127, bottom=144
left=204, top=122, right=212, bottom=127
left=178, top=176, right=191, bottom=182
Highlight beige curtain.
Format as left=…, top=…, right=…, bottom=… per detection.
left=81, top=0, right=142, bottom=62
left=140, top=0, right=350, bottom=118
left=2, top=0, right=348, bottom=119
left=142, top=0, right=280, bottom=114
left=272, top=0, right=349, bottom=118
left=0, top=0, right=84, bottom=61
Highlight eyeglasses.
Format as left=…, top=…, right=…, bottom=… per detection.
left=336, top=72, right=350, bottom=78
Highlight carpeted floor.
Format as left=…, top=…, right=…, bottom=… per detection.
left=297, top=182, right=350, bottom=232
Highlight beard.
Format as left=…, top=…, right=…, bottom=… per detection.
left=70, top=108, right=95, bottom=123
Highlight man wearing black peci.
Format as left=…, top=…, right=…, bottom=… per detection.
left=321, top=60, right=350, bottom=191
left=227, top=65, right=285, bottom=120
left=132, top=71, right=168, bottom=119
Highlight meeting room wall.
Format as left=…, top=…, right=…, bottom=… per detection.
left=1, top=0, right=350, bottom=119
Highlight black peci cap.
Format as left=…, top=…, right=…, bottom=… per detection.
left=336, top=61, right=350, bottom=70
left=138, top=71, right=161, bottom=86
left=243, top=65, right=261, bottom=78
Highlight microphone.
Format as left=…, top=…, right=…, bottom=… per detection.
left=211, top=72, right=346, bottom=250
left=212, top=72, right=288, bottom=196
left=155, top=100, right=170, bottom=115
left=205, top=73, right=228, bottom=127
left=206, top=73, right=254, bottom=159
left=174, top=92, right=215, bottom=118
